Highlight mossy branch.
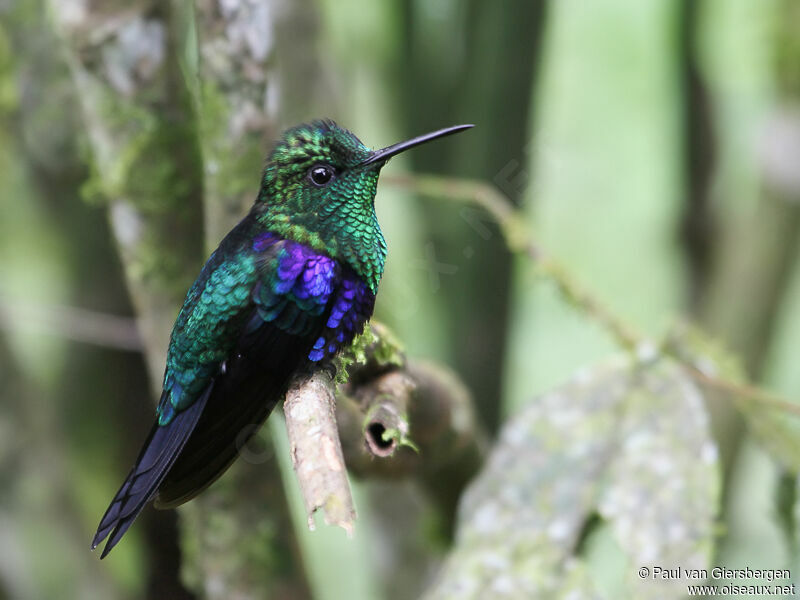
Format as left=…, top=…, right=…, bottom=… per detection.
left=287, top=322, right=486, bottom=534
left=382, top=173, right=800, bottom=420
left=50, top=0, right=205, bottom=390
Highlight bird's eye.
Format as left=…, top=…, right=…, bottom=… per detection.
left=309, top=165, right=335, bottom=186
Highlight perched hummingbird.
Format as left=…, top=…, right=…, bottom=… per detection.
left=92, top=119, right=473, bottom=557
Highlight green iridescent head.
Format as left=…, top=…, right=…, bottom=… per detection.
left=256, top=119, right=473, bottom=292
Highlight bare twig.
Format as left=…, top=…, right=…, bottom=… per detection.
left=284, top=371, right=356, bottom=536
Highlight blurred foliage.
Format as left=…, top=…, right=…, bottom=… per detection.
left=1, top=0, right=800, bottom=599
left=427, top=359, right=719, bottom=599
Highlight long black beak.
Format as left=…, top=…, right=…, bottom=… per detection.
left=362, top=124, right=474, bottom=167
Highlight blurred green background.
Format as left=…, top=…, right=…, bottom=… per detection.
left=2, top=0, right=800, bottom=598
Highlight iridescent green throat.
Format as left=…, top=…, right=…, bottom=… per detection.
left=254, top=204, right=386, bottom=295
left=253, top=120, right=389, bottom=294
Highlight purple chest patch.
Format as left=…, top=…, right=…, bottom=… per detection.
left=308, top=273, right=374, bottom=362
left=273, top=242, right=337, bottom=300
left=249, top=235, right=374, bottom=363
left=296, top=255, right=336, bottom=299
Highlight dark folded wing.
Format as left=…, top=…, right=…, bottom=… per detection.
left=153, top=314, right=317, bottom=507
left=91, top=384, right=212, bottom=558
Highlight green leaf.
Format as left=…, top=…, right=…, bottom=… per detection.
left=424, top=359, right=720, bottom=599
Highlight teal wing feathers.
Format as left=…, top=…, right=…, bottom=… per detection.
left=92, top=226, right=373, bottom=557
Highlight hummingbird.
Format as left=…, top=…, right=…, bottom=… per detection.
left=92, top=119, right=473, bottom=557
